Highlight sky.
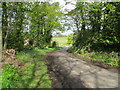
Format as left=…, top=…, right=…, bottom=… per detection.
left=54, top=0, right=76, bottom=12
left=51, top=0, right=77, bottom=36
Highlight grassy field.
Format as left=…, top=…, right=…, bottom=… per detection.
left=2, top=47, right=60, bottom=88
left=52, top=37, right=68, bottom=47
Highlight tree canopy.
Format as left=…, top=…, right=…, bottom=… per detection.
left=2, top=1, right=120, bottom=52
left=2, top=2, right=63, bottom=50
left=66, top=2, right=120, bottom=52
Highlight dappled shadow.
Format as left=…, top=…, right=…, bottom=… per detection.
left=16, top=49, right=50, bottom=88
left=46, top=48, right=118, bottom=89
left=46, top=53, right=87, bottom=88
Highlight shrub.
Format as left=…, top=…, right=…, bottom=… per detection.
left=67, top=33, right=73, bottom=44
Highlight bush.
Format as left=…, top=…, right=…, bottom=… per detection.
left=67, top=33, right=73, bottom=44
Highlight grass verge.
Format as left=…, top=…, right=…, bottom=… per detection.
left=77, top=50, right=119, bottom=67
left=69, top=47, right=119, bottom=67
left=2, top=47, right=60, bottom=88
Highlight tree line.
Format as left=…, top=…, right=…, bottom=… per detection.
left=2, top=2, right=63, bottom=51
left=2, top=2, right=120, bottom=53
left=67, top=2, right=120, bottom=52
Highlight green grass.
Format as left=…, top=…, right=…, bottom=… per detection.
left=2, top=47, right=59, bottom=88
left=2, top=64, right=20, bottom=88
left=52, top=37, right=68, bottom=47
left=74, top=49, right=119, bottom=67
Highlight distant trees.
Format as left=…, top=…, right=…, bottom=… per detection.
left=2, top=2, right=63, bottom=50
left=67, top=2, right=120, bottom=52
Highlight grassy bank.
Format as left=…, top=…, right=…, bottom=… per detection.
left=2, top=47, right=60, bottom=88
left=71, top=48, right=119, bottom=67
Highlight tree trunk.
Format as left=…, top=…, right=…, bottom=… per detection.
left=2, top=2, right=8, bottom=49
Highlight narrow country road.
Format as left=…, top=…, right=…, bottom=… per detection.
left=46, top=47, right=119, bottom=88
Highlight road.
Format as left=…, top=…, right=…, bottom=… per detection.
left=46, top=47, right=119, bottom=88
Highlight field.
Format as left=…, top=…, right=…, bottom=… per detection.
left=52, top=37, right=68, bottom=47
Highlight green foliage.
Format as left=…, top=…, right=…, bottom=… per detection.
left=2, top=2, right=63, bottom=50
left=68, top=2, right=120, bottom=52
left=76, top=49, right=119, bottom=67
left=2, top=2, right=27, bottom=50
left=2, top=64, right=20, bottom=88
left=67, top=33, right=74, bottom=44
left=28, top=2, right=63, bottom=48
left=67, top=2, right=120, bottom=66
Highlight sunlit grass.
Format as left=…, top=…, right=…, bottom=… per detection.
left=2, top=47, right=59, bottom=88
left=52, top=37, right=68, bottom=47
left=15, top=47, right=58, bottom=88
left=76, top=49, right=119, bottom=67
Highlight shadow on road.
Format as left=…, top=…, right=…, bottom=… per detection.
left=46, top=53, right=87, bottom=88
left=46, top=48, right=118, bottom=89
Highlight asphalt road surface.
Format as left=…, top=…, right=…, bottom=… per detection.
left=46, top=47, right=119, bottom=88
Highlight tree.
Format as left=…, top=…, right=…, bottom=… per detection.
left=2, top=2, right=8, bottom=49
left=29, top=2, right=63, bottom=48
left=67, top=2, right=120, bottom=52
left=2, top=2, right=63, bottom=50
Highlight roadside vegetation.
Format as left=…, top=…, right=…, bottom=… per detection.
left=2, top=47, right=60, bottom=88
left=67, top=33, right=73, bottom=45
left=67, top=2, right=120, bottom=67
left=67, top=33, right=119, bottom=67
